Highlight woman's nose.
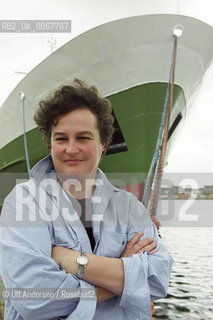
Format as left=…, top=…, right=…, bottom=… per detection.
left=65, top=140, right=80, bottom=154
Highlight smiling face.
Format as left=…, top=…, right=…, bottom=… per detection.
left=51, top=108, right=105, bottom=180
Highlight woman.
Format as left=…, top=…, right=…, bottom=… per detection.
left=0, top=79, right=173, bottom=319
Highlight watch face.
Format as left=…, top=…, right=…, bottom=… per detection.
left=77, top=255, right=88, bottom=265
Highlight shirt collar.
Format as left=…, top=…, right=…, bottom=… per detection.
left=29, top=154, right=117, bottom=198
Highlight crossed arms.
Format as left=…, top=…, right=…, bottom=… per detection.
left=52, top=231, right=157, bottom=318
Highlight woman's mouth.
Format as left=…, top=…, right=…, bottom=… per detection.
left=64, top=159, right=83, bottom=165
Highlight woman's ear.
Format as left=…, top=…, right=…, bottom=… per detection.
left=102, top=142, right=106, bottom=153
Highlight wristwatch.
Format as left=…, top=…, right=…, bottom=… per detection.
left=76, top=252, right=88, bottom=279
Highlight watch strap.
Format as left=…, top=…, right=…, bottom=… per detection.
left=77, top=264, right=85, bottom=279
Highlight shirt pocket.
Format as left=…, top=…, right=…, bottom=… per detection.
left=99, top=230, right=127, bottom=258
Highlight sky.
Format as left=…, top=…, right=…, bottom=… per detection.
left=0, top=0, right=213, bottom=173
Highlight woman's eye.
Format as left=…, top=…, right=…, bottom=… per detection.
left=56, top=137, right=67, bottom=141
left=78, top=137, right=90, bottom=140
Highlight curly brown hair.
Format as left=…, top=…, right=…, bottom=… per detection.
left=34, top=79, right=114, bottom=152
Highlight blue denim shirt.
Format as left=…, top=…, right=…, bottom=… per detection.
left=0, top=155, right=173, bottom=320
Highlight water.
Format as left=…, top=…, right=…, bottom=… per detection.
left=155, top=226, right=213, bottom=319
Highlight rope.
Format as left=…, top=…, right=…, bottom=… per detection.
left=149, top=35, right=178, bottom=216
left=142, top=34, right=178, bottom=214
left=20, top=92, right=31, bottom=178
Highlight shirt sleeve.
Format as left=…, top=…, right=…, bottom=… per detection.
left=119, top=194, right=173, bottom=319
left=0, top=187, right=97, bottom=320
